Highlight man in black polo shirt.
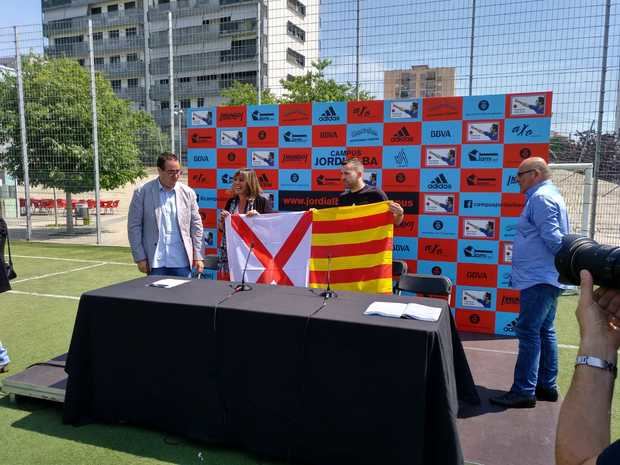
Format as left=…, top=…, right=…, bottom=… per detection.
left=338, top=158, right=404, bottom=225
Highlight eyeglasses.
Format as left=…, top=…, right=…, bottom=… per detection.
left=165, top=169, right=183, bottom=176
left=516, top=169, right=536, bottom=179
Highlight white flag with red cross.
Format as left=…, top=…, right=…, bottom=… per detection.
left=224, top=211, right=312, bottom=286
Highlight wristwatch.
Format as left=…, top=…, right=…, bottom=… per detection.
left=575, top=355, right=617, bottom=378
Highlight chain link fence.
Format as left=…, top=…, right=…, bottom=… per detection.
left=0, top=0, right=619, bottom=245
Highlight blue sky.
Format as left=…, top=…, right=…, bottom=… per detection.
left=0, top=0, right=618, bottom=135
left=0, top=0, right=42, bottom=29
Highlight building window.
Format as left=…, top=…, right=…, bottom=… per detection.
left=94, top=57, right=104, bottom=65
left=93, top=31, right=103, bottom=41
left=55, top=35, right=83, bottom=45
left=128, top=78, right=139, bottom=88
left=202, top=19, right=210, bottom=25
left=109, top=30, right=120, bottom=39
left=221, top=39, right=256, bottom=62
left=107, top=4, right=119, bottom=12
left=178, top=76, right=191, bottom=83
left=161, top=101, right=170, bottom=110
left=287, top=21, right=305, bottom=42
left=159, top=0, right=170, bottom=4
left=287, top=48, right=305, bottom=68
left=111, top=80, right=121, bottom=90
left=160, top=78, right=169, bottom=85
left=127, top=53, right=138, bottom=62
left=91, top=6, right=102, bottom=14
left=110, top=55, right=121, bottom=64
left=197, top=97, right=205, bottom=107
left=180, top=99, right=191, bottom=109
left=220, top=0, right=243, bottom=5
left=197, top=75, right=217, bottom=81
left=78, top=58, right=85, bottom=66
left=287, top=0, right=306, bottom=17
left=124, top=1, right=136, bottom=9
left=126, top=27, right=137, bottom=37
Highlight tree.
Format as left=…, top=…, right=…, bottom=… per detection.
left=220, top=59, right=373, bottom=105
left=0, top=56, right=149, bottom=231
left=220, top=81, right=278, bottom=105
left=279, top=59, right=373, bottom=103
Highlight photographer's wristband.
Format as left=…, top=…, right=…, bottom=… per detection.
left=575, top=355, right=617, bottom=378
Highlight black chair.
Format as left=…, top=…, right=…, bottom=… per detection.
left=395, top=273, right=452, bottom=304
left=392, top=260, right=408, bottom=293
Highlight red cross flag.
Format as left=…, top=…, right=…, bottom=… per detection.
left=225, top=211, right=312, bottom=286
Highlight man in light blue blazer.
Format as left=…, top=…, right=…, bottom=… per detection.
left=128, top=153, right=204, bottom=277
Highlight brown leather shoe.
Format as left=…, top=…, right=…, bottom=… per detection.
left=0, top=364, right=9, bottom=373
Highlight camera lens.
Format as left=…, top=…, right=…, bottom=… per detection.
left=555, top=234, right=620, bottom=289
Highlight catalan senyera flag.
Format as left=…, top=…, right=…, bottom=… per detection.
left=309, top=201, right=394, bottom=294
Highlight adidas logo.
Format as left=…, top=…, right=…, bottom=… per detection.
left=318, top=106, right=339, bottom=122
left=427, top=173, right=452, bottom=190
left=390, top=126, right=414, bottom=143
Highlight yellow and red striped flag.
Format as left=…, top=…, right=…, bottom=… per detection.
left=309, top=201, right=393, bottom=294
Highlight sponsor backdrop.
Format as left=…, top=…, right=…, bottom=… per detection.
left=186, top=92, right=552, bottom=335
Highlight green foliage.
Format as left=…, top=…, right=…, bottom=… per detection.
left=220, top=59, right=373, bottom=106
left=220, top=81, right=278, bottom=105
left=0, top=56, right=151, bottom=193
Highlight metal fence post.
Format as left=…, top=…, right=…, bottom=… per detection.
left=257, top=0, right=262, bottom=105
left=589, top=0, right=611, bottom=239
left=88, top=20, right=102, bottom=244
left=168, top=11, right=175, bottom=154
left=14, top=26, right=31, bottom=241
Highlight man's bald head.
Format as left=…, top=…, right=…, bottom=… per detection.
left=519, top=157, right=551, bottom=179
left=517, top=157, right=551, bottom=193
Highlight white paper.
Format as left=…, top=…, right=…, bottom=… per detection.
left=149, top=278, right=190, bottom=289
left=364, top=301, right=408, bottom=318
left=403, top=303, right=442, bottom=322
left=364, top=301, right=442, bottom=322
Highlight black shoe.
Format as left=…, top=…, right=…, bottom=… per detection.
left=535, top=386, right=559, bottom=402
left=489, top=391, right=536, bottom=408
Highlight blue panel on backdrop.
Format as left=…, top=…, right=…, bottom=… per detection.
left=504, top=117, right=551, bottom=143
left=463, top=95, right=505, bottom=120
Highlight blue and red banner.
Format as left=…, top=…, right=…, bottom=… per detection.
left=186, top=91, right=553, bottom=335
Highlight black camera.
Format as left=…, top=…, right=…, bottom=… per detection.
left=554, top=234, right=620, bottom=289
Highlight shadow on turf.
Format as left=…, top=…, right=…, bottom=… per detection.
left=458, top=385, right=510, bottom=419
left=1, top=395, right=284, bottom=465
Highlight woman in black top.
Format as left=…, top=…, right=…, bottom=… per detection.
left=217, top=169, right=274, bottom=278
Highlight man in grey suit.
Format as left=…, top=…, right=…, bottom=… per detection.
left=128, top=152, right=204, bottom=277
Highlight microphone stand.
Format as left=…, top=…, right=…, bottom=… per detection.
left=320, top=253, right=336, bottom=299
left=234, top=243, right=254, bottom=292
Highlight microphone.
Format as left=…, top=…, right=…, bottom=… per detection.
left=320, top=253, right=336, bottom=299
left=234, top=242, right=254, bottom=292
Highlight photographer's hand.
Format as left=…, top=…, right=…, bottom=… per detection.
left=556, top=270, right=618, bottom=465
left=577, top=270, right=620, bottom=356
left=594, top=284, right=620, bottom=337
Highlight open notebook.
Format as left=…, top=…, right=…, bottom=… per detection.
left=364, top=301, right=442, bottom=322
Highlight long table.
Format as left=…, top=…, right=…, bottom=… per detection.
left=63, top=277, right=478, bottom=465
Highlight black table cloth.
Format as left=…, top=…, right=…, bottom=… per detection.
left=64, top=277, right=478, bottom=465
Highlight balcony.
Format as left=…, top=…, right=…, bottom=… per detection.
left=44, top=10, right=143, bottom=36
left=46, top=36, right=144, bottom=58
left=149, top=54, right=257, bottom=76
left=150, top=80, right=219, bottom=100
left=116, top=86, right=146, bottom=101
left=148, top=26, right=220, bottom=48
left=147, top=0, right=255, bottom=22
left=94, top=61, right=145, bottom=78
